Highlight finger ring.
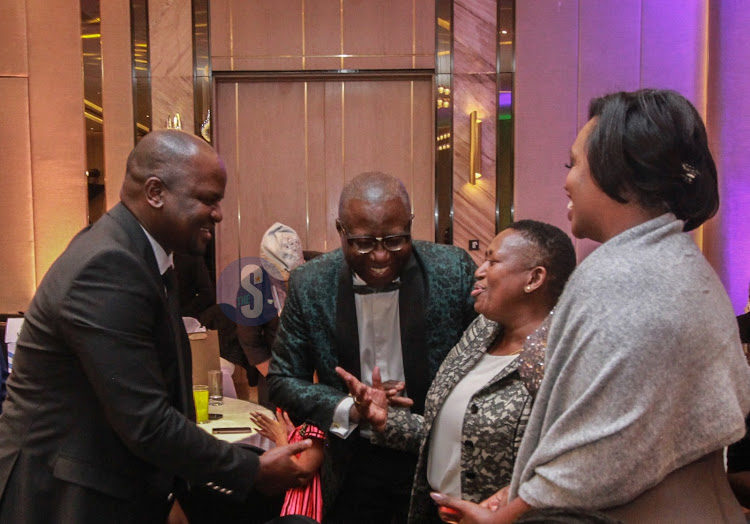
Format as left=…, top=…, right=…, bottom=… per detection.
left=353, top=397, right=362, bottom=406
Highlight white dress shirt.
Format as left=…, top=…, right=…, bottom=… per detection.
left=331, top=273, right=405, bottom=438
left=427, top=352, right=518, bottom=497
left=140, top=225, right=173, bottom=275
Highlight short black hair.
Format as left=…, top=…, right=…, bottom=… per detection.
left=509, top=219, right=576, bottom=306
left=586, top=89, right=718, bottom=231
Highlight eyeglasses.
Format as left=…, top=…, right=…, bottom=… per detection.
left=337, top=222, right=411, bottom=254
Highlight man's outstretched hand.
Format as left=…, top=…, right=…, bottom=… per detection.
left=254, top=439, right=313, bottom=495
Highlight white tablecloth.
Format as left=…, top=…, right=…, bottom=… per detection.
left=199, top=396, right=275, bottom=450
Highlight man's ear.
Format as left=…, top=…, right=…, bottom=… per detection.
left=144, top=177, right=165, bottom=209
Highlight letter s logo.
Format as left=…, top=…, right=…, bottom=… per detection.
left=239, top=263, right=264, bottom=319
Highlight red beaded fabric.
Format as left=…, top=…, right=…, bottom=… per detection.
left=280, top=423, right=326, bottom=522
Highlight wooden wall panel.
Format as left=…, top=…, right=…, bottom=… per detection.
left=323, top=82, right=345, bottom=249
left=215, top=82, right=241, bottom=278
left=209, top=0, right=232, bottom=71
left=214, top=78, right=434, bottom=272
left=414, top=0, right=437, bottom=69
left=26, top=0, right=87, bottom=280
left=235, top=82, right=308, bottom=258
left=0, top=0, right=28, bottom=75
left=343, top=80, right=433, bottom=240
left=410, top=80, right=436, bottom=242
left=0, top=79, right=35, bottom=312
left=101, top=0, right=134, bottom=209
left=217, top=0, right=304, bottom=71
left=305, top=82, right=331, bottom=251
left=344, top=0, right=415, bottom=69
left=211, top=0, right=433, bottom=72
left=305, top=0, right=343, bottom=71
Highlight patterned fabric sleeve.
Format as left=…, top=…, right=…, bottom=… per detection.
left=370, top=407, right=425, bottom=454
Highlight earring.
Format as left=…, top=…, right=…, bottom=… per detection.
left=524, top=285, right=532, bottom=293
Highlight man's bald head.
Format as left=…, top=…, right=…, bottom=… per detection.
left=119, top=129, right=226, bottom=255
left=121, top=130, right=214, bottom=202
left=338, top=172, right=411, bottom=225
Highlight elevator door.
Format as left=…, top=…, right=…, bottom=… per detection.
left=214, top=77, right=435, bottom=273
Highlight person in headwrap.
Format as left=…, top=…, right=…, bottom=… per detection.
left=237, top=223, right=306, bottom=408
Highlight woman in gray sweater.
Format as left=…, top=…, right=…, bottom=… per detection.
left=432, top=89, right=750, bottom=523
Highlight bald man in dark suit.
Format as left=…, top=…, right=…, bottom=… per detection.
left=0, top=130, right=312, bottom=523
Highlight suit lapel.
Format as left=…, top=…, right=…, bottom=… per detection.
left=399, top=255, right=428, bottom=415
left=334, top=261, right=361, bottom=379
left=107, top=203, right=193, bottom=417
left=162, top=269, right=194, bottom=418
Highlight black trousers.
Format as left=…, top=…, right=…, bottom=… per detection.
left=325, top=439, right=418, bottom=524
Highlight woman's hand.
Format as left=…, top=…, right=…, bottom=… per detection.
left=250, top=409, right=292, bottom=447
left=479, top=486, right=510, bottom=511
left=430, top=492, right=532, bottom=524
left=335, top=366, right=413, bottom=431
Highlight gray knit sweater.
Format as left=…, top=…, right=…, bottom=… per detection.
left=509, top=213, right=750, bottom=509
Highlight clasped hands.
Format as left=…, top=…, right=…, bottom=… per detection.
left=334, top=365, right=413, bottom=432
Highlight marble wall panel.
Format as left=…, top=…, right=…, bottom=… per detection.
left=150, top=0, right=194, bottom=132
left=452, top=73, right=497, bottom=263
left=452, top=0, right=496, bottom=263
left=151, top=76, right=195, bottom=133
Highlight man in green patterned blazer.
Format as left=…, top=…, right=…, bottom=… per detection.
left=268, top=172, right=477, bottom=523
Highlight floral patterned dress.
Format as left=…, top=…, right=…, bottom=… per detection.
left=280, top=423, right=326, bottom=522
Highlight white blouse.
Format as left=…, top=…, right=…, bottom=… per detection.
left=427, top=352, right=518, bottom=497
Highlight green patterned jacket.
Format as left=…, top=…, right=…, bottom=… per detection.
left=268, top=240, right=477, bottom=509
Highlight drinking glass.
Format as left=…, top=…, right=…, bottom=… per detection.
left=193, top=385, right=210, bottom=423
left=208, top=369, right=223, bottom=405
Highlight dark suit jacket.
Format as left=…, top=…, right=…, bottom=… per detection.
left=0, top=203, right=259, bottom=523
left=267, top=240, right=477, bottom=510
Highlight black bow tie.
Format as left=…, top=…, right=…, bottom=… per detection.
left=352, top=281, right=401, bottom=295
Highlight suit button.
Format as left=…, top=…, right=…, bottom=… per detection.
left=466, top=471, right=476, bottom=480
left=464, top=440, right=474, bottom=449
left=470, top=404, right=478, bottom=414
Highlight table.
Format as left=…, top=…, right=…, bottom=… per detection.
left=199, top=396, right=276, bottom=451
